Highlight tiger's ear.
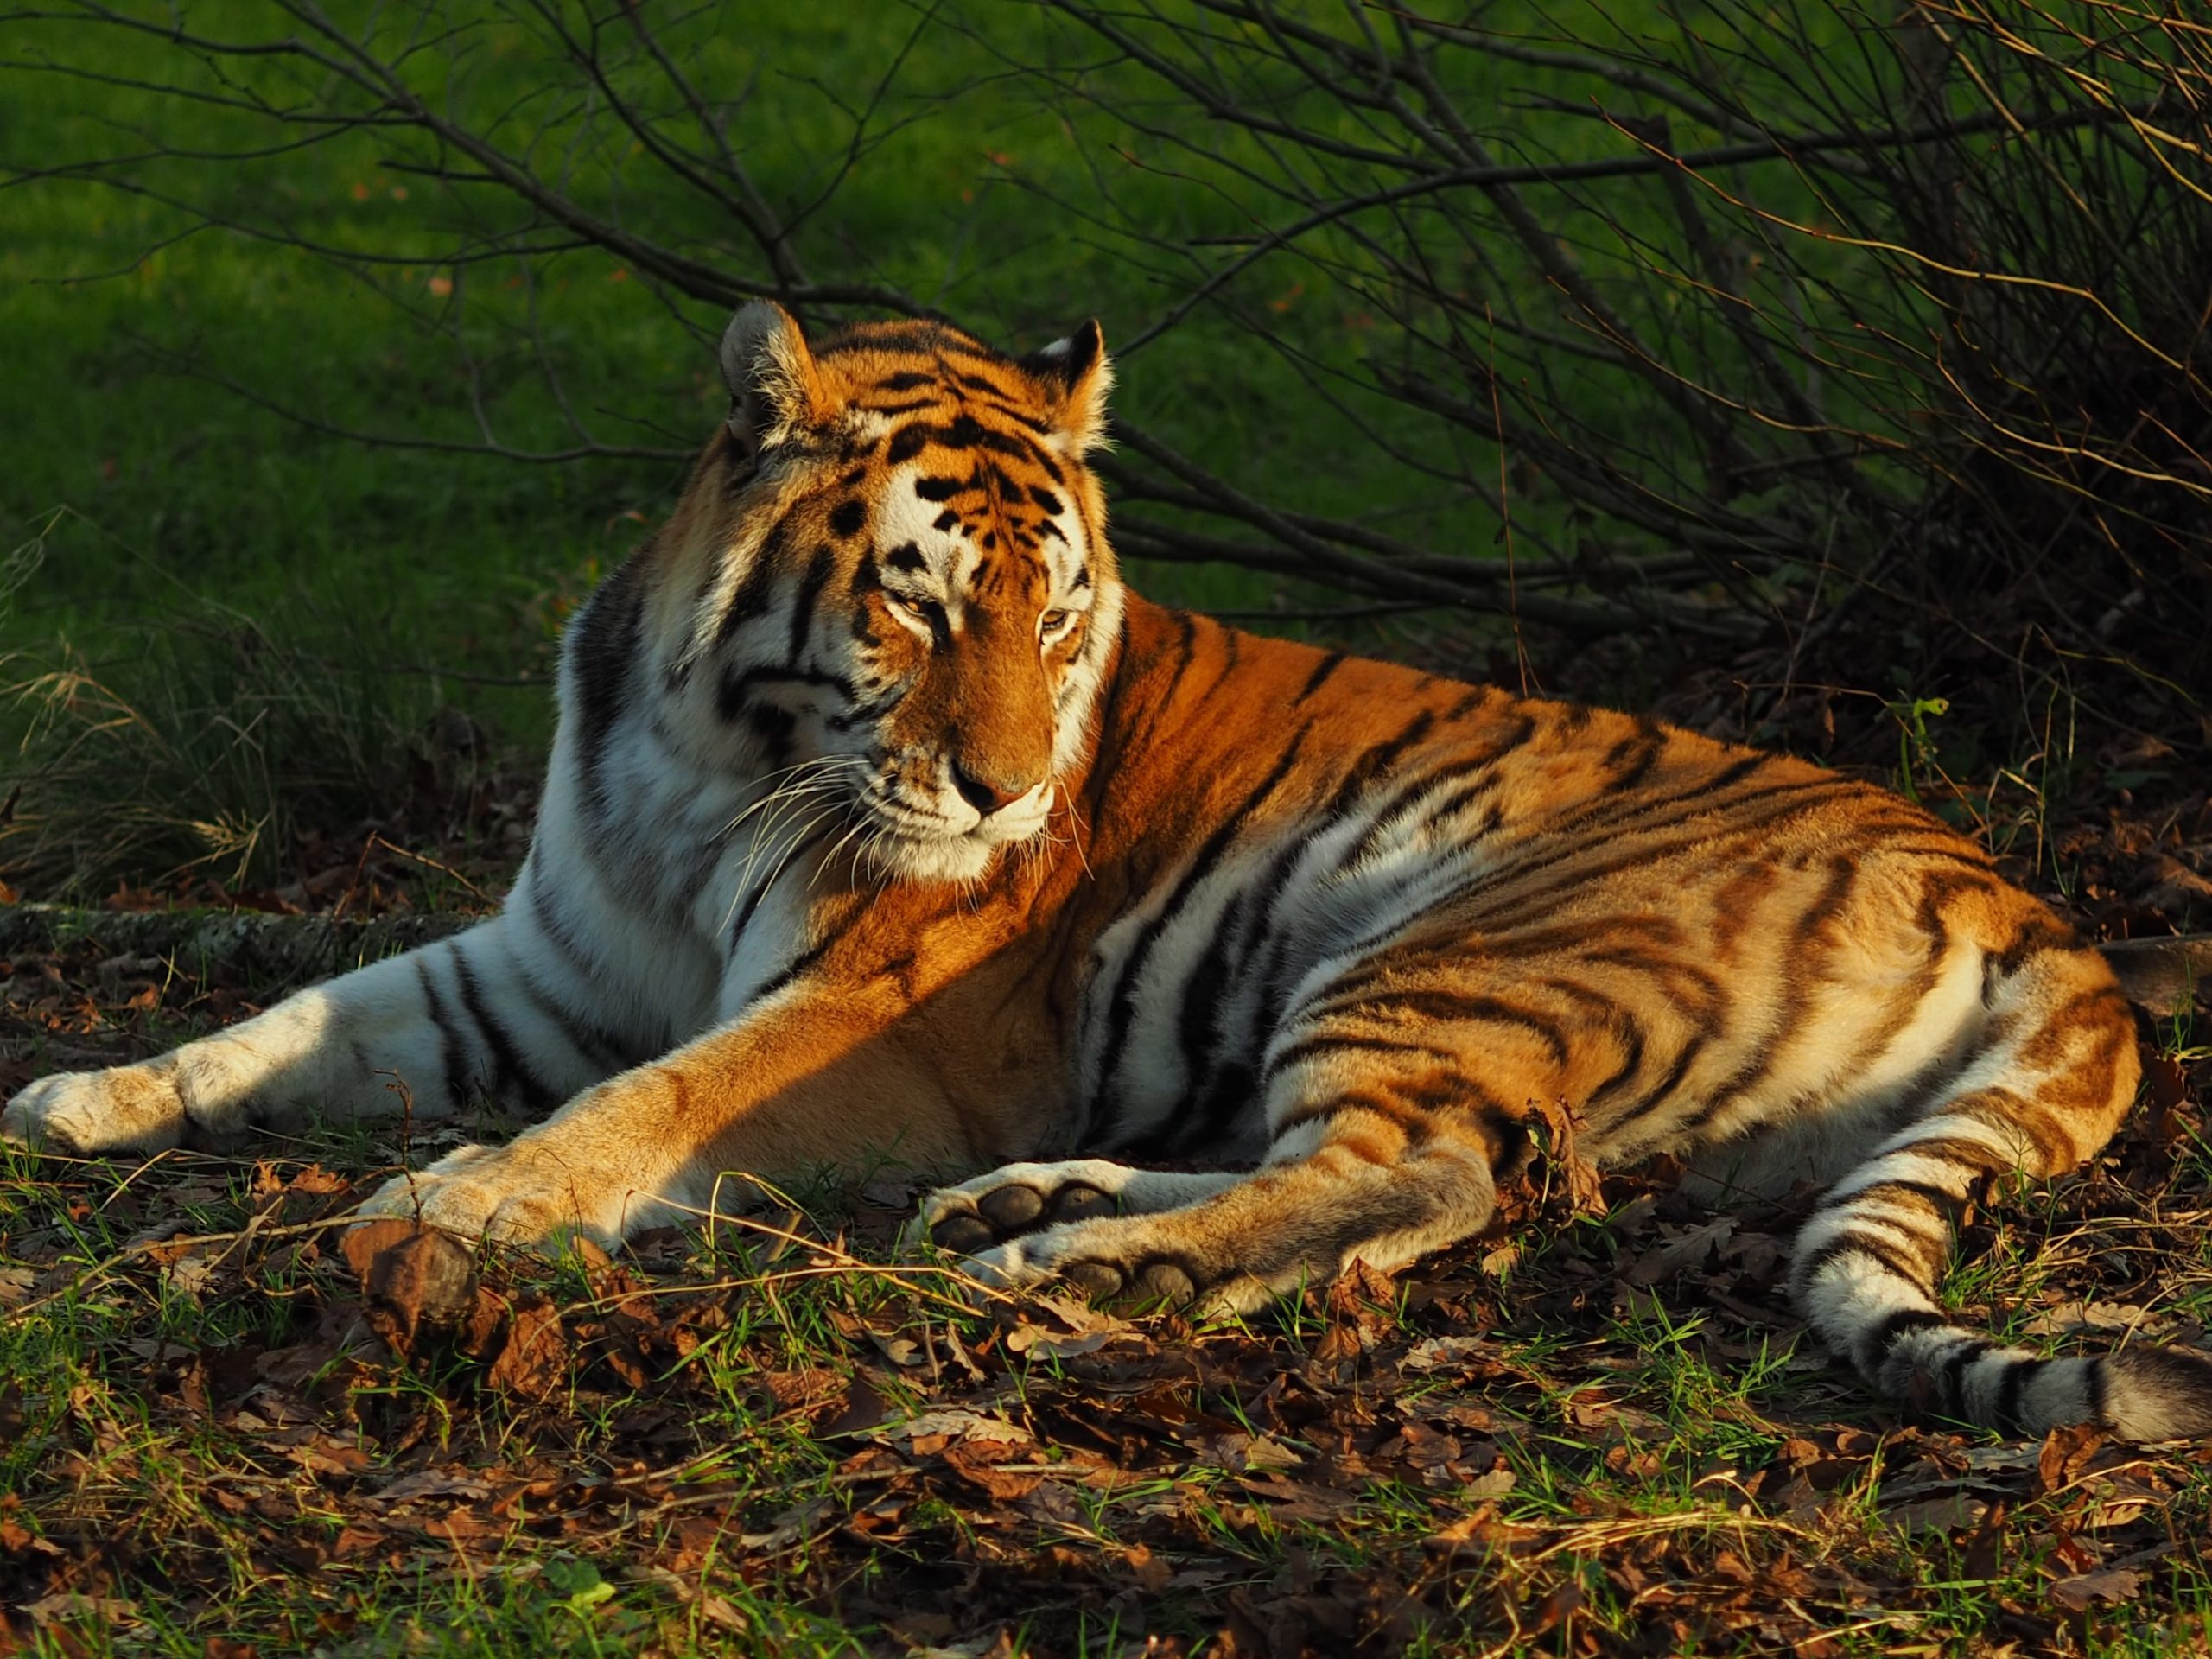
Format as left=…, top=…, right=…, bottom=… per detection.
left=719, top=302, right=836, bottom=455
left=1020, top=319, right=1113, bottom=453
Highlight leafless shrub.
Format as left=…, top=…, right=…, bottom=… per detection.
left=5, top=0, right=2207, bottom=698
left=984, top=1, right=2212, bottom=693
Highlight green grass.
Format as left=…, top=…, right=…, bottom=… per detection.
left=8, top=1079, right=2212, bottom=1655
left=0, top=0, right=1438, bottom=893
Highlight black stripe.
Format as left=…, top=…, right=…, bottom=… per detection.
left=510, top=954, right=631, bottom=1076
left=1675, top=856, right=1857, bottom=1134
left=715, top=518, right=792, bottom=644
left=1116, top=610, right=1203, bottom=772
left=448, top=946, right=557, bottom=1109
left=1086, top=722, right=1316, bottom=1139
left=1993, top=1357, right=2044, bottom=1436
left=414, top=956, right=469, bottom=1111
left=1833, top=1178, right=1967, bottom=1230
left=744, top=897, right=870, bottom=1007
left=1168, top=880, right=1267, bottom=1142
left=569, top=556, right=647, bottom=821
left=1292, top=654, right=1344, bottom=703
left=1262, top=1031, right=1464, bottom=1082
left=1939, top=1340, right=1986, bottom=1414
left=1456, top=780, right=1854, bottom=931
left=1600, top=717, right=1669, bottom=793
left=717, top=664, right=857, bottom=726
left=1859, top=1306, right=1955, bottom=1374
left=1312, top=989, right=1570, bottom=1068
left=1584, top=1012, right=1648, bottom=1107
left=788, top=543, right=835, bottom=661
left=1179, top=705, right=1450, bottom=1136
left=1799, top=1234, right=1935, bottom=1299
left=526, top=879, right=601, bottom=981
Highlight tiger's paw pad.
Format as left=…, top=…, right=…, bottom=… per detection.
left=962, top=1233, right=1201, bottom=1312
left=918, top=1173, right=1119, bottom=1255
left=1, top=1067, right=187, bottom=1157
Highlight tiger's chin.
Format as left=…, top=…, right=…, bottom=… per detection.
left=863, top=812, right=1052, bottom=887
left=864, top=832, right=1002, bottom=886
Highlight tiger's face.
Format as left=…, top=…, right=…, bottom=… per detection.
left=682, top=304, right=1122, bottom=885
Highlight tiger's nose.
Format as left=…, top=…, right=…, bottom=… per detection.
left=950, top=760, right=1035, bottom=817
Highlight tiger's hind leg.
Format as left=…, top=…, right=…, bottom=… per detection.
left=916, top=1160, right=1240, bottom=1256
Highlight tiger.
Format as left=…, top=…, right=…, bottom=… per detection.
left=8, top=302, right=2209, bottom=1441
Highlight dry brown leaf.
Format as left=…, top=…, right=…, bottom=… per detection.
left=941, top=1440, right=1045, bottom=1503
left=340, top=1220, right=479, bottom=1356
left=2047, top=1568, right=2142, bottom=1612
left=22, top=1595, right=137, bottom=1629
left=486, top=1296, right=568, bottom=1399
left=1004, top=1324, right=1110, bottom=1360
left=1528, top=1095, right=1605, bottom=1217
left=1885, top=1494, right=1986, bottom=1533
left=1620, top=1217, right=1738, bottom=1287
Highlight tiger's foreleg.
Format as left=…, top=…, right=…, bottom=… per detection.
left=956, top=1103, right=1505, bottom=1311
left=942, top=950, right=1568, bottom=1308
left=916, top=1160, right=1245, bottom=1255
left=352, top=979, right=985, bottom=1248
left=1, top=906, right=624, bottom=1155
left=952, top=1046, right=1522, bottom=1313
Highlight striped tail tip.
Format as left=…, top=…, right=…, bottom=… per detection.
left=1876, top=1323, right=2212, bottom=1440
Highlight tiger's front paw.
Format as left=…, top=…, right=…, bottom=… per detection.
left=355, top=1142, right=613, bottom=1249
left=914, top=1160, right=1123, bottom=1255
left=1, top=1065, right=186, bottom=1156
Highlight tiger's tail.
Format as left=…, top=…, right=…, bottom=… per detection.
left=1791, top=938, right=2212, bottom=1440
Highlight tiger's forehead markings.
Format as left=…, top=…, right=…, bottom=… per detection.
left=877, top=459, right=1055, bottom=610
left=793, top=335, right=1094, bottom=618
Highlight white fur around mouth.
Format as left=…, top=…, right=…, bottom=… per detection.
left=864, top=823, right=1003, bottom=884
left=862, top=809, right=1051, bottom=884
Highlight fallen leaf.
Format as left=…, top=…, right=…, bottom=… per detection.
left=1004, top=1324, right=1111, bottom=1360
left=739, top=1494, right=835, bottom=1551
left=1402, top=1335, right=1495, bottom=1374
left=1620, top=1217, right=1737, bottom=1286
left=23, top=1595, right=137, bottom=1629
left=2048, top=1568, right=2142, bottom=1612
left=1884, top=1494, right=1986, bottom=1532
left=880, top=1408, right=1029, bottom=1447
left=942, top=1440, right=1043, bottom=1502
left=2020, top=1301, right=2158, bottom=1338
left=486, top=1296, right=568, bottom=1399
left=341, top=1220, right=479, bottom=1356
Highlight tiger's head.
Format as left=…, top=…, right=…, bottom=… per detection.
left=664, top=302, right=1122, bottom=885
